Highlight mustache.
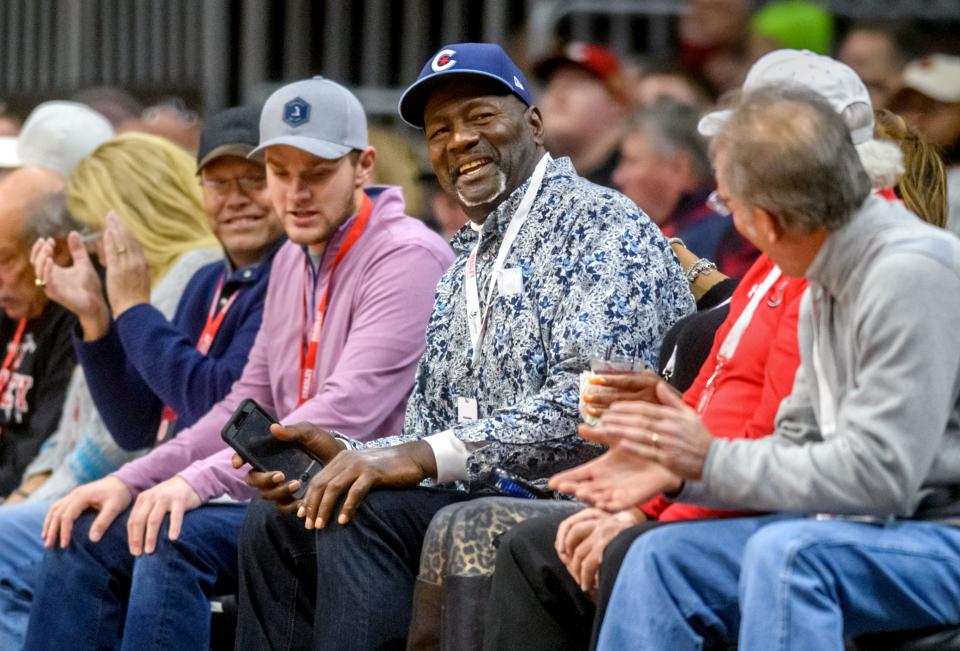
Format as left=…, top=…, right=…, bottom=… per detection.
left=450, top=154, right=500, bottom=180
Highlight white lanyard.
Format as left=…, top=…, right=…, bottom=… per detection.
left=697, top=266, right=782, bottom=413
left=464, top=153, right=552, bottom=366
left=810, top=289, right=838, bottom=438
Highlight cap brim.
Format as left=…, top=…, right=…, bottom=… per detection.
left=398, top=70, right=529, bottom=129
left=249, top=135, right=352, bottom=160
left=198, top=143, right=258, bottom=171
left=697, top=110, right=731, bottom=137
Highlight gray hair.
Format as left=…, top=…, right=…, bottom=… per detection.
left=21, top=192, right=83, bottom=246
left=712, top=86, right=871, bottom=233
left=627, top=100, right=713, bottom=185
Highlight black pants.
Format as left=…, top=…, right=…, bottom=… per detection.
left=482, top=512, right=664, bottom=651
left=234, top=488, right=473, bottom=651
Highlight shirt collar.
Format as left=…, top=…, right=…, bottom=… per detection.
left=297, top=186, right=389, bottom=267
left=805, top=195, right=881, bottom=298
left=223, top=234, right=287, bottom=288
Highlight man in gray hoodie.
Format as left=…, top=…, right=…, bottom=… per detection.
left=551, top=85, right=960, bottom=650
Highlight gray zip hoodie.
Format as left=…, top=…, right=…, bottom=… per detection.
left=679, top=194, right=960, bottom=521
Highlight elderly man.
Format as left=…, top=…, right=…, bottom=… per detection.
left=553, top=86, right=960, bottom=649
left=0, top=172, right=78, bottom=499
left=23, top=80, right=451, bottom=651
left=233, top=42, right=693, bottom=649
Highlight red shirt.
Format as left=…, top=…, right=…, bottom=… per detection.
left=641, top=254, right=807, bottom=521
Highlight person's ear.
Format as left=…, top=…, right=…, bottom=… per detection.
left=754, top=206, right=784, bottom=246
left=526, top=106, right=545, bottom=146
left=354, top=147, right=377, bottom=188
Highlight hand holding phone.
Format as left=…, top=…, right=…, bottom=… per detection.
left=221, top=399, right=323, bottom=500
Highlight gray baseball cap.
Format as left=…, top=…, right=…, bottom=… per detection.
left=250, top=76, right=368, bottom=160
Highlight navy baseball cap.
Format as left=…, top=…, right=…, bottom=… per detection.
left=197, top=105, right=262, bottom=170
left=398, top=43, right=532, bottom=128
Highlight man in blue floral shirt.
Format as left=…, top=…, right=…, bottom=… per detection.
left=234, top=44, right=694, bottom=649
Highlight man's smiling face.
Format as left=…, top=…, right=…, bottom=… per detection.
left=423, top=80, right=543, bottom=222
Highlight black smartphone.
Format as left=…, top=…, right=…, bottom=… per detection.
left=220, top=399, right=322, bottom=500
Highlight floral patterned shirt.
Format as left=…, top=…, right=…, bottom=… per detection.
left=369, top=157, right=695, bottom=487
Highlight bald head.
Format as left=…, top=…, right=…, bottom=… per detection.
left=0, top=167, right=65, bottom=237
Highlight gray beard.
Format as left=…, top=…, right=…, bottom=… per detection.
left=456, top=169, right=507, bottom=207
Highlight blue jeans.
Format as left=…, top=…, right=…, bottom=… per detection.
left=23, top=502, right=246, bottom=651
left=598, top=515, right=960, bottom=651
left=0, top=499, right=52, bottom=650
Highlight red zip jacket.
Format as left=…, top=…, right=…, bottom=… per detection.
left=640, top=253, right=806, bottom=521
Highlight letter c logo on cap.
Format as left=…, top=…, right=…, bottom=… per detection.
left=431, top=49, right=457, bottom=72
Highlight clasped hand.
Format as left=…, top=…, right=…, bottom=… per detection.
left=550, top=379, right=713, bottom=512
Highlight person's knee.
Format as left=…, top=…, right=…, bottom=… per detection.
left=239, top=498, right=292, bottom=553
left=349, top=488, right=421, bottom=525
left=742, top=519, right=823, bottom=582
left=66, top=510, right=106, bottom=551
left=615, top=522, right=708, bottom=585
left=601, top=523, right=652, bottom=583
left=496, top=514, right=563, bottom=570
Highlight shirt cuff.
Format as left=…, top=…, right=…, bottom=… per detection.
left=423, top=430, right=470, bottom=483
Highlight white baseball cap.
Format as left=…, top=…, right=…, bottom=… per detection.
left=251, top=77, right=368, bottom=160
left=699, top=49, right=875, bottom=145
left=900, top=54, right=960, bottom=104
left=15, top=101, right=115, bottom=177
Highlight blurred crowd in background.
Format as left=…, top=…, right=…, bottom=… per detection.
left=0, top=0, right=957, bottom=269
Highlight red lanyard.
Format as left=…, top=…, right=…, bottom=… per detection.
left=197, top=275, right=239, bottom=355
left=0, top=318, right=27, bottom=402
left=298, top=194, right=373, bottom=405
left=157, top=274, right=239, bottom=441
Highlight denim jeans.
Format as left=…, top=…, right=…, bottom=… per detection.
left=0, top=499, right=52, bottom=650
left=598, top=514, right=960, bottom=651
left=235, top=488, right=473, bottom=650
left=23, top=502, right=246, bottom=651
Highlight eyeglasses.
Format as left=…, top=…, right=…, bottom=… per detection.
left=707, top=189, right=731, bottom=217
left=200, top=176, right=267, bottom=197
